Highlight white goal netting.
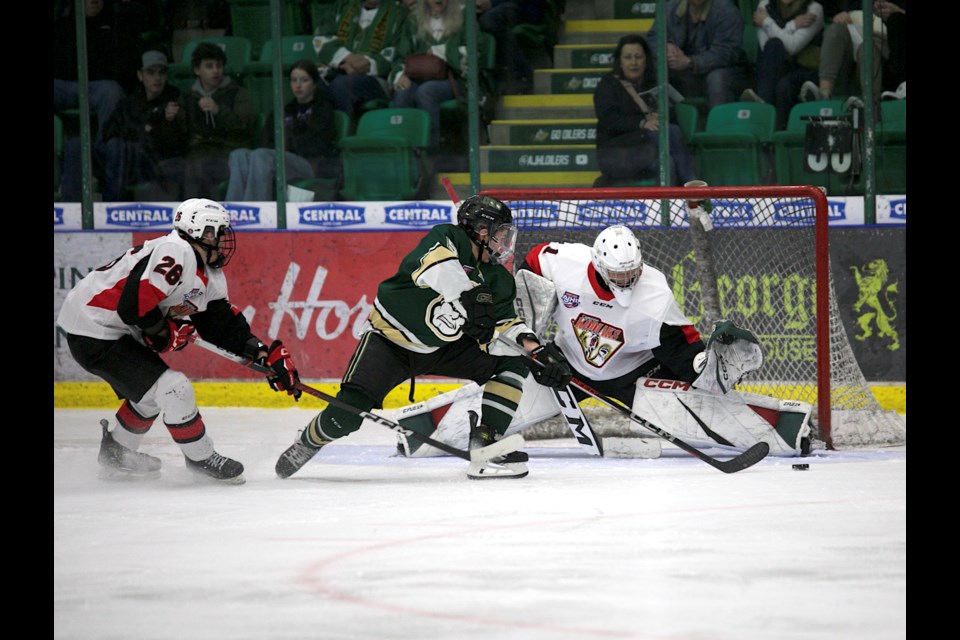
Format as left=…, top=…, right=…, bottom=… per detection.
left=483, top=186, right=906, bottom=449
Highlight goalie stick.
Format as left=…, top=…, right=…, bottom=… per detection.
left=188, top=336, right=525, bottom=464
left=494, top=335, right=769, bottom=474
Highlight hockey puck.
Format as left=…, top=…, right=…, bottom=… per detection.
left=792, top=463, right=810, bottom=471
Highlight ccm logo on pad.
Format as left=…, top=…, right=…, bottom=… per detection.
left=642, top=379, right=692, bottom=391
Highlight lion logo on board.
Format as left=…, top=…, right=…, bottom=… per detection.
left=850, top=259, right=899, bottom=350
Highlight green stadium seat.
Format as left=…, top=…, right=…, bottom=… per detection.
left=772, top=99, right=845, bottom=188
left=339, top=108, right=431, bottom=200
left=675, top=101, right=699, bottom=142
left=876, top=98, right=906, bottom=194
left=226, top=0, right=305, bottom=60
left=245, top=35, right=317, bottom=114
left=690, top=102, right=776, bottom=185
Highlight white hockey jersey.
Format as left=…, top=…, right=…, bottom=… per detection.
left=58, top=231, right=229, bottom=342
left=525, top=241, right=692, bottom=380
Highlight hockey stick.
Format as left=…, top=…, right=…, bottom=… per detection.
left=494, top=335, right=769, bottom=473
left=564, top=377, right=769, bottom=474
left=189, top=336, right=525, bottom=463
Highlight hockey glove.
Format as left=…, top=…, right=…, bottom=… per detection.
left=144, top=318, right=195, bottom=354
left=262, top=340, right=302, bottom=401
left=459, top=285, right=496, bottom=344
left=530, top=343, right=573, bottom=390
left=692, top=320, right=763, bottom=395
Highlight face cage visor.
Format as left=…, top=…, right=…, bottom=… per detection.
left=485, top=223, right=517, bottom=265
left=197, top=225, right=236, bottom=268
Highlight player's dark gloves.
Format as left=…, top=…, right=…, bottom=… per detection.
left=459, top=285, right=496, bottom=344
left=261, top=340, right=302, bottom=401
left=144, top=318, right=195, bottom=353
left=530, top=343, right=573, bottom=389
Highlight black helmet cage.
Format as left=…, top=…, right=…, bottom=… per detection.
left=457, top=195, right=513, bottom=238
left=457, top=195, right=515, bottom=264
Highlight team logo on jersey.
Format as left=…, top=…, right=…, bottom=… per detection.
left=561, top=291, right=580, bottom=308
left=425, top=295, right=467, bottom=341
left=572, top=313, right=624, bottom=368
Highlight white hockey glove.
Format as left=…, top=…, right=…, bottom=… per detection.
left=692, top=320, right=763, bottom=395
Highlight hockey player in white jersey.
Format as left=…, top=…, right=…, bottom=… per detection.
left=395, top=224, right=810, bottom=459
left=57, top=198, right=303, bottom=483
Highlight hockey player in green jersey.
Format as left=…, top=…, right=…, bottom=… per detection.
left=275, top=194, right=572, bottom=479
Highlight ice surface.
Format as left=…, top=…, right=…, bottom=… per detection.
left=54, top=408, right=906, bottom=640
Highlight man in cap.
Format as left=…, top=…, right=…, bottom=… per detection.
left=96, top=50, right=186, bottom=201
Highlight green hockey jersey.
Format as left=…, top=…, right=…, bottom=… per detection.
left=368, top=224, right=523, bottom=352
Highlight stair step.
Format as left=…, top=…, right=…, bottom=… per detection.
left=553, top=44, right=618, bottom=69
left=584, top=0, right=660, bottom=20
left=481, top=145, right=598, bottom=173
left=609, top=0, right=658, bottom=20
left=561, top=18, right=653, bottom=44
left=533, top=68, right=607, bottom=95
left=437, top=170, right=601, bottom=190
left=497, top=93, right=595, bottom=120
left=489, top=119, right=597, bottom=146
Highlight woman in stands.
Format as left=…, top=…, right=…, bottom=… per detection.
left=593, top=34, right=697, bottom=187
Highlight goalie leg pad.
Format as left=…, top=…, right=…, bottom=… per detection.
left=631, top=380, right=809, bottom=456
left=392, top=374, right=566, bottom=457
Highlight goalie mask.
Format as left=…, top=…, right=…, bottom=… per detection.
left=591, top=225, right=643, bottom=306
left=173, top=198, right=236, bottom=268
left=457, top=195, right=517, bottom=266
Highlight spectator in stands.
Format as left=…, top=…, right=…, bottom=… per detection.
left=799, top=1, right=906, bottom=107
left=391, top=0, right=468, bottom=150
left=54, top=0, right=128, bottom=145
left=645, top=0, right=750, bottom=110
left=739, top=0, right=824, bottom=130
left=476, top=0, right=548, bottom=95
left=593, top=34, right=697, bottom=187
left=313, top=0, right=408, bottom=126
left=226, top=60, right=340, bottom=202
left=167, top=42, right=256, bottom=199
left=73, top=51, right=185, bottom=202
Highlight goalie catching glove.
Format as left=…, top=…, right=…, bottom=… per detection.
left=529, top=342, right=573, bottom=390
left=144, top=317, right=195, bottom=354
left=692, top=320, right=763, bottom=395
left=459, top=284, right=496, bottom=343
left=258, top=340, right=302, bottom=400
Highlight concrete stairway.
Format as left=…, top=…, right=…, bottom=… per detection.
left=437, top=1, right=655, bottom=198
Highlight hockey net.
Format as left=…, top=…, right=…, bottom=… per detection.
left=480, top=185, right=906, bottom=449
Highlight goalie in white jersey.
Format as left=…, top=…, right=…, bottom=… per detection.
left=516, top=224, right=811, bottom=456
left=57, top=198, right=304, bottom=484
left=395, top=224, right=811, bottom=459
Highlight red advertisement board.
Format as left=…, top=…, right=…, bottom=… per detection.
left=138, top=231, right=423, bottom=379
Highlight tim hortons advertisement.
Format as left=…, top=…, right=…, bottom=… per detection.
left=54, top=231, right=423, bottom=381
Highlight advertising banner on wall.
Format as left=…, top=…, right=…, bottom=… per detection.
left=54, top=226, right=905, bottom=382
left=54, top=196, right=907, bottom=231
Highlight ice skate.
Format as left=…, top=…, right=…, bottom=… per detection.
left=466, top=418, right=528, bottom=480
left=275, top=429, right=329, bottom=479
left=185, top=451, right=245, bottom=484
left=97, top=419, right=161, bottom=480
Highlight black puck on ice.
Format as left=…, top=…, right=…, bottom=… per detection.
left=792, top=463, right=810, bottom=471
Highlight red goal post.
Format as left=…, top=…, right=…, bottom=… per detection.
left=480, top=185, right=905, bottom=450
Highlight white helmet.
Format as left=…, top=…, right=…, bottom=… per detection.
left=173, top=198, right=235, bottom=268
left=591, top=225, right=643, bottom=307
